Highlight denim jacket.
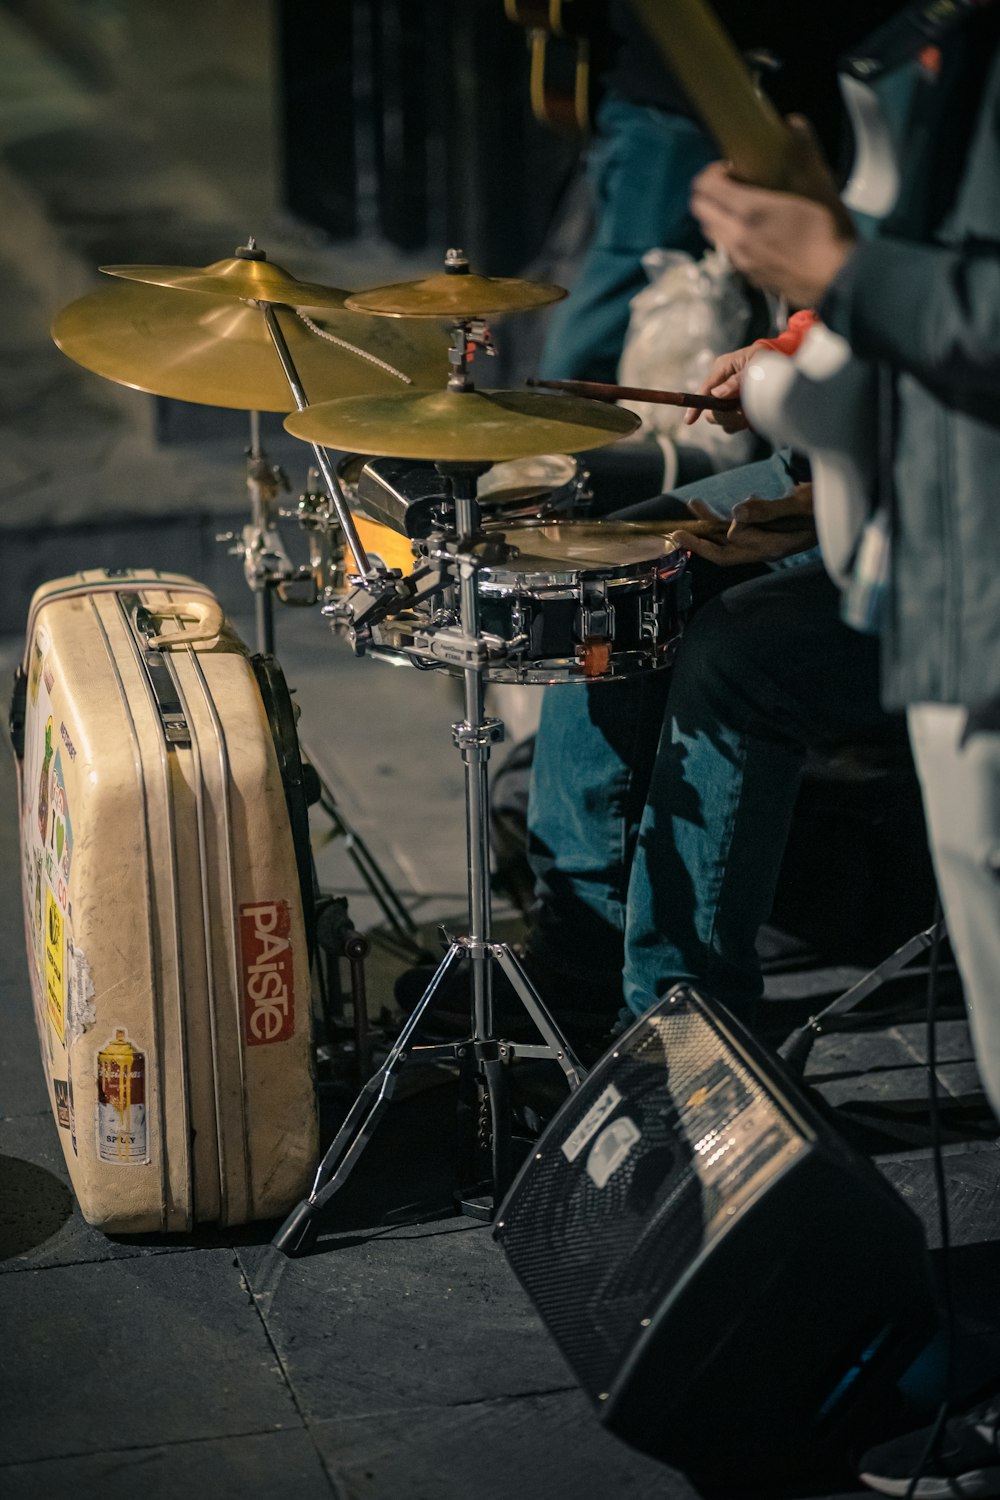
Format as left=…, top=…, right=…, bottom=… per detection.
left=820, top=28, right=1000, bottom=709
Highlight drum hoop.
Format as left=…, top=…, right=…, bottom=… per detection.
left=480, top=555, right=671, bottom=590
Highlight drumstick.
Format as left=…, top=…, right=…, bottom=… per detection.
left=527, top=377, right=741, bottom=412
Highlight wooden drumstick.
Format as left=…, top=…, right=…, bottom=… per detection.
left=527, top=377, right=741, bottom=412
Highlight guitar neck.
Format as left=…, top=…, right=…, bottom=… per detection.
left=626, top=0, right=795, bottom=190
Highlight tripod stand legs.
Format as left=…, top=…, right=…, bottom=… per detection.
left=271, top=940, right=586, bottom=1255
left=779, top=916, right=948, bottom=1077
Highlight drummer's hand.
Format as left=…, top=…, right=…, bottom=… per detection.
left=669, top=484, right=817, bottom=566
left=683, top=344, right=756, bottom=432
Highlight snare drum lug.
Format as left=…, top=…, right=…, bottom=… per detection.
left=639, top=598, right=659, bottom=643
left=577, top=581, right=615, bottom=642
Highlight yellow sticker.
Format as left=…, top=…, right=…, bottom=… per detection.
left=45, top=890, right=65, bottom=1043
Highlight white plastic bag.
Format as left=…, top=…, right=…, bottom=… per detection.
left=618, top=247, right=755, bottom=476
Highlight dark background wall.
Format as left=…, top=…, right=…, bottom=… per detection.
left=278, top=0, right=580, bottom=274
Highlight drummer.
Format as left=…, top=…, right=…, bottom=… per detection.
left=521, top=393, right=893, bottom=1043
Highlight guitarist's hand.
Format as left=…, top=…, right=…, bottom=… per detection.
left=690, top=119, right=857, bottom=307
left=668, top=484, right=817, bottom=567
left=683, top=344, right=756, bottom=432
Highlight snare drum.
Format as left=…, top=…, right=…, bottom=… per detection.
left=475, top=521, right=688, bottom=685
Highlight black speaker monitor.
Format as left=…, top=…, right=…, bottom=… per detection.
left=494, top=986, right=938, bottom=1489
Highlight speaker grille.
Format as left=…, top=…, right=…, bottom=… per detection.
left=497, top=991, right=809, bottom=1397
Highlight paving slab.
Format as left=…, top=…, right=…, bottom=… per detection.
left=238, top=1223, right=573, bottom=1424
left=0, top=1247, right=301, bottom=1465
left=311, top=1389, right=695, bottom=1500
left=0, top=1113, right=185, bottom=1274
left=0, top=1427, right=339, bottom=1500
left=880, top=1141, right=1000, bottom=1249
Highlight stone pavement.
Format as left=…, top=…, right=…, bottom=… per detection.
left=2, top=6, right=1000, bottom=1498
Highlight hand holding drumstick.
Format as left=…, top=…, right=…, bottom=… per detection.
left=665, top=483, right=817, bottom=566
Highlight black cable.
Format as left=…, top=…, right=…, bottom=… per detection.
left=904, top=898, right=953, bottom=1500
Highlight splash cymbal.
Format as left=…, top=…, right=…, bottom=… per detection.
left=283, top=387, right=640, bottom=461
left=52, top=281, right=450, bottom=411
left=100, top=253, right=349, bottom=309
left=344, top=271, right=566, bottom=318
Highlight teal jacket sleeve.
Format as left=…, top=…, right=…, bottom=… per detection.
left=820, top=236, right=1000, bottom=395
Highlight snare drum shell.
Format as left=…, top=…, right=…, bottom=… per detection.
left=15, top=569, right=318, bottom=1232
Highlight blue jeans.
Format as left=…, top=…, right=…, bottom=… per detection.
left=526, top=459, right=891, bottom=1019
left=539, top=94, right=717, bottom=383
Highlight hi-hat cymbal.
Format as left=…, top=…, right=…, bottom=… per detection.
left=52, top=281, right=449, bottom=411
left=344, top=272, right=566, bottom=318
left=101, top=254, right=349, bottom=308
left=283, top=388, right=640, bottom=461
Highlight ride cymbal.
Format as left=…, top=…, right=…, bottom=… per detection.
left=344, top=271, right=566, bottom=319
left=52, top=281, right=450, bottom=411
left=100, top=253, right=349, bottom=309
left=283, top=388, right=640, bottom=462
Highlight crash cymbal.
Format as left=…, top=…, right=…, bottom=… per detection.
left=52, top=281, right=449, bottom=412
left=283, top=387, right=640, bottom=461
left=100, top=251, right=349, bottom=309
left=344, top=271, right=566, bottom=318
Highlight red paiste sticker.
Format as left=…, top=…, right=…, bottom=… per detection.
left=240, top=900, right=295, bottom=1046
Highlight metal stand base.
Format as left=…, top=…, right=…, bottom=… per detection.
left=272, top=457, right=587, bottom=1258
left=272, top=940, right=585, bottom=1256
left=779, top=917, right=948, bottom=1077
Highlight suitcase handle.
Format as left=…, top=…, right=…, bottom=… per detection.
left=137, top=593, right=225, bottom=648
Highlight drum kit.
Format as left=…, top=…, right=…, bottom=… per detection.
left=52, top=239, right=695, bottom=1253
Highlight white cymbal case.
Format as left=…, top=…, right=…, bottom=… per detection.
left=12, top=568, right=318, bottom=1232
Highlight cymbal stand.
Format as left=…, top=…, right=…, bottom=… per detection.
left=232, top=399, right=424, bottom=956
left=272, top=457, right=588, bottom=1258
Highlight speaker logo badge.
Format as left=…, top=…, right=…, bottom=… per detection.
left=562, top=1083, right=623, bottom=1163
left=97, top=1029, right=149, bottom=1165
left=586, top=1117, right=642, bottom=1190
left=240, top=900, right=295, bottom=1046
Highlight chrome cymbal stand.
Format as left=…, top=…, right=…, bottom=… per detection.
left=231, top=397, right=424, bottom=955
left=272, top=460, right=587, bottom=1258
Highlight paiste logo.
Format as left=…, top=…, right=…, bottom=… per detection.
left=239, top=900, right=295, bottom=1045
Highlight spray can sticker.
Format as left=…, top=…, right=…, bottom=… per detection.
left=97, top=1029, right=149, bottom=1165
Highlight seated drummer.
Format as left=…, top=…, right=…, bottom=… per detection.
left=521, top=395, right=892, bottom=1046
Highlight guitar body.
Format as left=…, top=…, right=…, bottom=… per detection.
left=742, top=327, right=877, bottom=587
left=740, top=68, right=899, bottom=587
left=624, top=0, right=903, bottom=588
